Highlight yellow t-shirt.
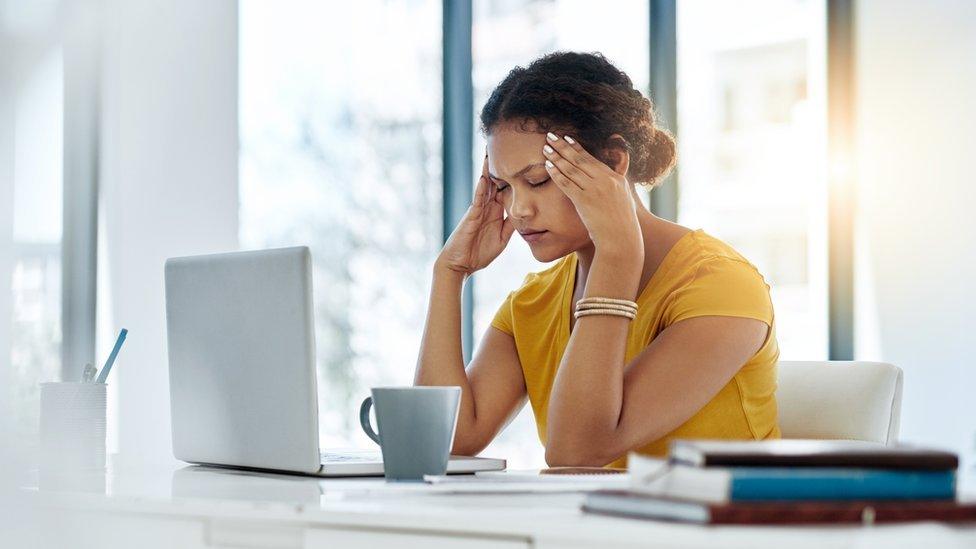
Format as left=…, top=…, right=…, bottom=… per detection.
left=491, top=229, right=781, bottom=468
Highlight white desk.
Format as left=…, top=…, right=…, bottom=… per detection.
left=23, top=460, right=976, bottom=549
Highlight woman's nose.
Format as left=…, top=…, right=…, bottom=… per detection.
left=508, top=188, right=534, bottom=220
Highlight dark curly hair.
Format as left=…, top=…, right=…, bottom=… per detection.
left=480, top=51, right=676, bottom=187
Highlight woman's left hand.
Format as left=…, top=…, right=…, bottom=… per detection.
left=542, top=132, right=643, bottom=257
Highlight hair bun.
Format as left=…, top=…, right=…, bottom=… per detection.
left=640, top=127, right=677, bottom=187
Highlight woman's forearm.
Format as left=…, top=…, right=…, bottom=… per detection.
left=414, top=264, right=478, bottom=434
left=546, top=247, right=643, bottom=465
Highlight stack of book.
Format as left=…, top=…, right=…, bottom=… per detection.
left=583, top=439, right=976, bottom=525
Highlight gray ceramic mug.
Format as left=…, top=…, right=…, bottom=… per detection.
left=359, top=386, right=461, bottom=481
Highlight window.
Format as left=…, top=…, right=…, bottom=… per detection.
left=471, top=0, right=649, bottom=467
left=239, top=0, right=442, bottom=448
left=676, top=0, right=829, bottom=359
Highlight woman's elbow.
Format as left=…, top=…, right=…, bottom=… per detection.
left=451, top=430, right=490, bottom=457
left=544, top=442, right=614, bottom=468
left=545, top=423, right=622, bottom=467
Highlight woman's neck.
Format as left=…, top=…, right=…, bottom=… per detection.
left=573, top=205, right=691, bottom=300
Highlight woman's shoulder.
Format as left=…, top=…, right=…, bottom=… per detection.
left=684, top=229, right=754, bottom=262
left=671, top=229, right=768, bottom=282
left=661, top=229, right=775, bottom=325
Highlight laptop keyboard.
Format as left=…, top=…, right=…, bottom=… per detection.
left=320, top=451, right=381, bottom=464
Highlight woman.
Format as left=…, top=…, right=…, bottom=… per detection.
left=415, top=52, right=779, bottom=468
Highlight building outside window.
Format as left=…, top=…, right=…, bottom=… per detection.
left=676, top=0, right=829, bottom=360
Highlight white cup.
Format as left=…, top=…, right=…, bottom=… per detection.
left=39, top=382, right=107, bottom=472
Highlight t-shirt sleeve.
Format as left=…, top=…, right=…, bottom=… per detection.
left=664, top=258, right=774, bottom=327
left=490, top=291, right=516, bottom=335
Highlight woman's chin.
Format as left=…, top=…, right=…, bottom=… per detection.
left=528, top=243, right=569, bottom=263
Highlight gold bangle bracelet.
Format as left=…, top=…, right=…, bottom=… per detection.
left=574, top=310, right=636, bottom=320
left=574, top=309, right=636, bottom=320
left=577, top=297, right=639, bottom=309
left=575, top=303, right=637, bottom=314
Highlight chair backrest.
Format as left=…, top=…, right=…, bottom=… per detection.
left=775, top=361, right=903, bottom=445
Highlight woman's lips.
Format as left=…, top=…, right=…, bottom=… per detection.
left=519, top=230, right=548, bottom=243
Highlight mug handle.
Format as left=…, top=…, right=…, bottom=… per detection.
left=359, top=396, right=380, bottom=445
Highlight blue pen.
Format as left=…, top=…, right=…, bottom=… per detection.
left=96, top=328, right=128, bottom=384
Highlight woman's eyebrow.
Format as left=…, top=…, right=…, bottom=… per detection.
left=489, top=162, right=546, bottom=182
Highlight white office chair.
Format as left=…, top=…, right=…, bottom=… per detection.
left=775, top=361, right=903, bottom=445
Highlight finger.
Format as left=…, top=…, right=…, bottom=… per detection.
left=485, top=190, right=505, bottom=219
left=472, top=174, right=490, bottom=208
left=500, top=215, right=516, bottom=242
left=545, top=132, right=601, bottom=178
left=486, top=177, right=496, bottom=204
left=562, top=134, right=605, bottom=167
left=545, top=159, right=583, bottom=195
left=491, top=185, right=505, bottom=207
left=481, top=151, right=489, bottom=178
left=543, top=144, right=591, bottom=189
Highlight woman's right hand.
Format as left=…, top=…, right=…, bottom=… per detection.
left=436, top=154, right=516, bottom=276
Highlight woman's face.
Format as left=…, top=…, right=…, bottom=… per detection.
left=486, top=122, right=592, bottom=262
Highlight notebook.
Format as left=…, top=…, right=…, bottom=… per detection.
left=669, top=439, right=959, bottom=470
left=583, top=491, right=976, bottom=525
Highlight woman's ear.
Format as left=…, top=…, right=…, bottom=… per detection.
left=604, top=133, right=631, bottom=177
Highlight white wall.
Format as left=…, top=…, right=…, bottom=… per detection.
left=855, top=0, right=976, bottom=486
left=0, top=37, right=13, bottom=416
left=99, top=0, right=239, bottom=466
left=0, top=2, right=63, bottom=435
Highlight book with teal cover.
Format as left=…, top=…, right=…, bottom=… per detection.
left=727, top=467, right=956, bottom=501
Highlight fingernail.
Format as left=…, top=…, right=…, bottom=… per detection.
left=543, top=144, right=554, bottom=154
left=545, top=160, right=554, bottom=169
left=564, top=135, right=576, bottom=144
left=546, top=132, right=558, bottom=142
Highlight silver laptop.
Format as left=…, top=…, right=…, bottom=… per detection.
left=164, top=246, right=505, bottom=477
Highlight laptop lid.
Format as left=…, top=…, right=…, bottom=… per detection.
left=165, top=246, right=322, bottom=474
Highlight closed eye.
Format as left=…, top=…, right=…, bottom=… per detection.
left=488, top=175, right=509, bottom=192
left=492, top=177, right=547, bottom=191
